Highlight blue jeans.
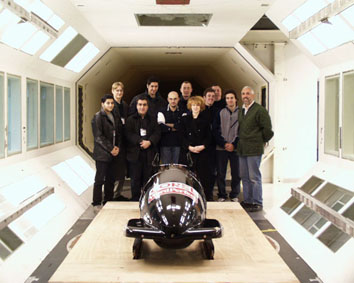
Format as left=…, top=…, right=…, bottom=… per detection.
left=216, top=150, right=240, bottom=199
left=160, top=146, right=180, bottom=164
left=239, top=155, right=263, bottom=205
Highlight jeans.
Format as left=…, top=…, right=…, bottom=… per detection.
left=216, top=150, right=241, bottom=199
left=160, top=146, right=180, bottom=164
left=239, top=155, right=262, bottom=205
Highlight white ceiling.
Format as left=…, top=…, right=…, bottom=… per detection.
left=68, top=0, right=276, bottom=47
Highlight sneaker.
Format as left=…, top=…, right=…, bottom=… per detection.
left=230, top=197, right=239, bottom=202
left=217, top=198, right=226, bottom=202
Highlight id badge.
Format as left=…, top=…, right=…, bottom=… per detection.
left=121, top=118, right=125, bottom=125
left=140, top=128, right=147, bottom=136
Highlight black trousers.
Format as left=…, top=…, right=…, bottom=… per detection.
left=129, top=151, right=153, bottom=201
left=216, top=150, right=241, bottom=198
left=190, top=151, right=213, bottom=200
left=92, top=159, right=117, bottom=206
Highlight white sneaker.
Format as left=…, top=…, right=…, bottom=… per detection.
left=218, top=198, right=226, bottom=202
left=230, top=197, right=239, bottom=202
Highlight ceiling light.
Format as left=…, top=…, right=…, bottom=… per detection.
left=47, top=14, right=64, bottom=30
left=293, top=0, right=327, bottom=22
left=40, top=26, right=77, bottom=62
left=31, top=0, right=53, bottom=21
left=298, top=31, right=326, bottom=55
left=341, top=4, right=354, bottom=26
left=65, top=42, right=99, bottom=73
left=282, top=15, right=301, bottom=31
left=1, top=21, right=37, bottom=49
left=21, top=30, right=49, bottom=55
left=311, top=15, right=354, bottom=49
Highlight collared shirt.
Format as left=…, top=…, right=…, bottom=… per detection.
left=242, top=100, right=255, bottom=115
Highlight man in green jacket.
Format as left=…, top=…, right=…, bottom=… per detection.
left=238, top=86, right=273, bottom=212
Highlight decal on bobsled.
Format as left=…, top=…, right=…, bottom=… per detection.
left=148, top=182, right=199, bottom=204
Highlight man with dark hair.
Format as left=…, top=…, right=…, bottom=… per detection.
left=91, top=94, right=122, bottom=212
left=213, top=89, right=241, bottom=202
left=179, top=81, right=193, bottom=112
left=238, top=86, right=273, bottom=212
left=202, top=87, right=216, bottom=124
left=126, top=97, right=161, bottom=201
left=211, top=84, right=226, bottom=110
left=201, top=87, right=217, bottom=200
left=129, top=76, right=167, bottom=117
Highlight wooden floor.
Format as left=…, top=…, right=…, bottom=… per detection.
left=49, top=202, right=299, bottom=283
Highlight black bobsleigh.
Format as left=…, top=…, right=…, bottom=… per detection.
left=125, top=164, right=223, bottom=259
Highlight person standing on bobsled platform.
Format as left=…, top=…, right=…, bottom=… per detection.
left=157, top=91, right=185, bottom=164
left=126, top=97, right=161, bottom=201
left=179, top=96, right=213, bottom=201
left=111, top=81, right=129, bottom=201
left=238, top=86, right=273, bottom=212
left=91, top=94, right=122, bottom=212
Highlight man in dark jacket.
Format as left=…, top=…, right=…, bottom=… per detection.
left=126, top=97, right=161, bottom=201
left=211, top=84, right=226, bottom=111
left=157, top=91, right=185, bottom=164
left=128, top=76, right=167, bottom=118
left=178, top=81, right=193, bottom=112
left=91, top=94, right=122, bottom=211
left=238, top=86, right=273, bottom=212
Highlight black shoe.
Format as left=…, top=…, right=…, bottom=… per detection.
left=240, top=201, right=252, bottom=208
left=115, top=195, right=130, bottom=201
left=249, top=204, right=263, bottom=212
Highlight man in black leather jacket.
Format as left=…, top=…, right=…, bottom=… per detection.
left=125, top=97, right=161, bottom=201
left=91, top=94, right=122, bottom=211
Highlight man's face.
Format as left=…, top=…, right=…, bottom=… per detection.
left=168, top=92, right=179, bottom=108
left=137, top=99, right=148, bottom=115
left=241, top=88, right=255, bottom=106
left=225, top=93, right=236, bottom=108
left=102, top=98, right=114, bottom=113
left=204, top=92, right=215, bottom=106
left=212, top=86, right=222, bottom=101
left=180, top=82, right=192, bottom=100
left=112, top=86, right=124, bottom=101
left=147, top=82, right=159, bottom=97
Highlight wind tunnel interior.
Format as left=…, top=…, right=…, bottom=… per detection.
left=77, top=47, right=267, bottom=154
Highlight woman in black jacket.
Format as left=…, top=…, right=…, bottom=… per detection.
left=179, top=96, right=213, bottom=201
left=91, top=94, right=122, bottom=210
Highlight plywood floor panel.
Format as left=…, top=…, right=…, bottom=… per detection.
left=50, top=202, right=299, bottom=283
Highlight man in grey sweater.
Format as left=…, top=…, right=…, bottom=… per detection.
left=213, top=89, right=241, bottom=202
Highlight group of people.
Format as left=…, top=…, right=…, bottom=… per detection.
left=91, top=76, right=273, bottom=213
